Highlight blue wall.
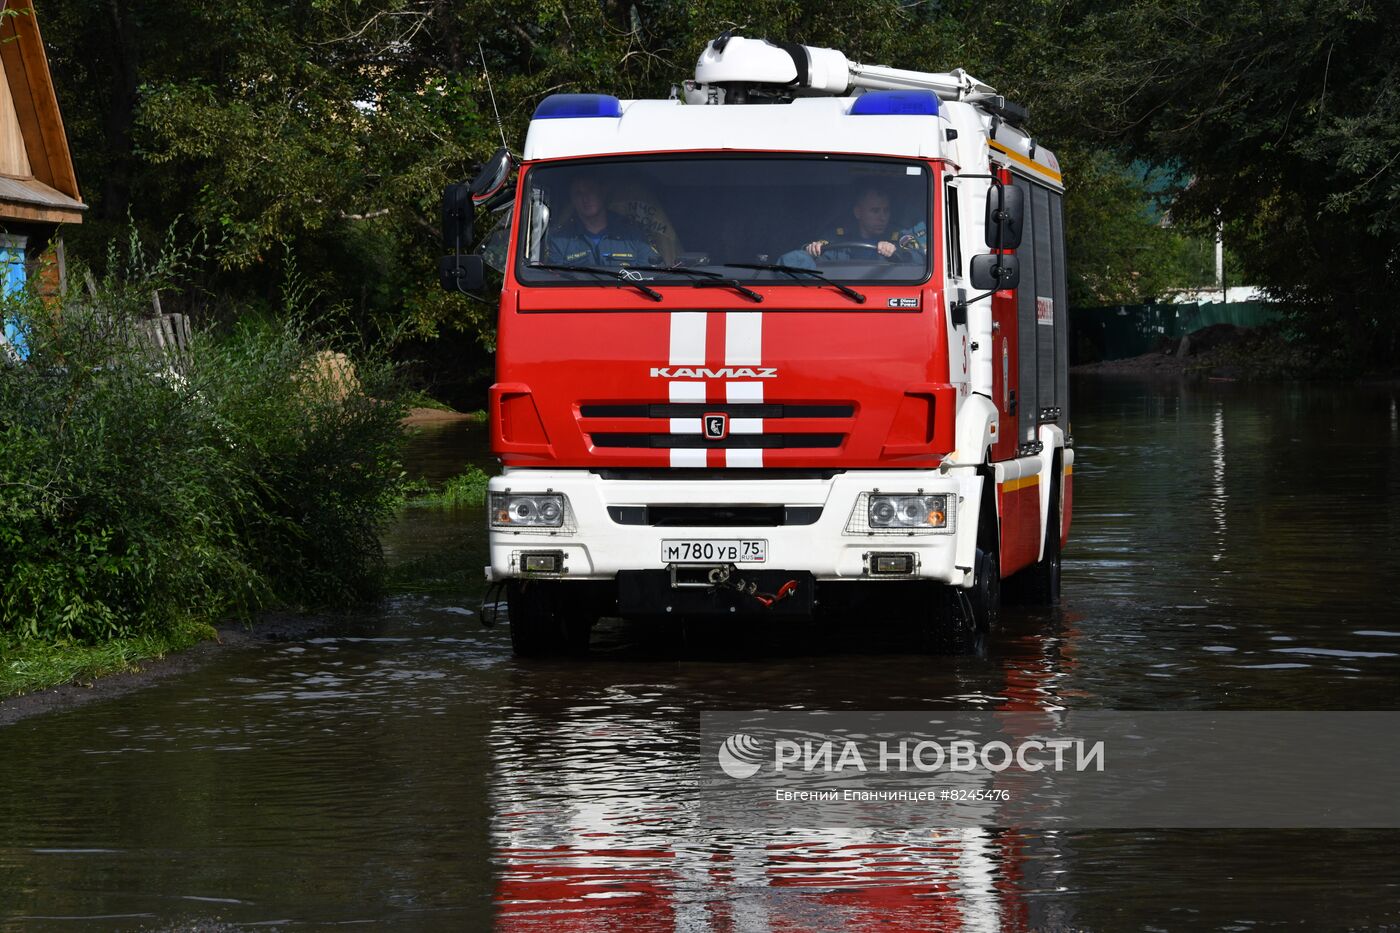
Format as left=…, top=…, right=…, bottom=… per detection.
left=1, top=240, right=27, bottom=358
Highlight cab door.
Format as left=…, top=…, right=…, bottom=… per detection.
left=940, top=172, right=971, bottom=396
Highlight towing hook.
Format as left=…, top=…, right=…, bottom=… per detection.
left=753, top=579, right=800, bottom=608
left=708, top=566, right=731, bottom=585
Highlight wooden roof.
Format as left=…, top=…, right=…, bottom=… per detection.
left=0, top=1, right=83, bottom=225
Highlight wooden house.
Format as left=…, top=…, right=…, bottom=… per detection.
left=1, top=1, right=83, bottom=355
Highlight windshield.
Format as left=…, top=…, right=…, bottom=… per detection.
left=516, top=156, right=931, bottom=286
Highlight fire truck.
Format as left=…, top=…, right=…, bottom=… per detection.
left=441, top=36, right=1072, bottom=655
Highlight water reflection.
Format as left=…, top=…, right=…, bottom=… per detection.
left=486, top=617, right=1075, bottom=931
left=1, top=380, right=1398, bottom=929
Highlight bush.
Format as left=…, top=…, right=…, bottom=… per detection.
left=404, top=467, right=489, bottom=508
left=0, top=245, right=407, bottom=646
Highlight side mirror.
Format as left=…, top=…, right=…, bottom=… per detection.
left=970, top=253, right=1020, bottom=291
left=442, top=183, right=473, bottom=252
left=470, top=147, right=514, bottom=203
left=984, top=184, right=1024, bottom=250
left=439, top=254, right=486, bottom=295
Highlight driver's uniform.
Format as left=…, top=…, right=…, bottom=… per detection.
left=809, top=221, right=926, bottom=260
left=780, top=220, right=928, bottom=267
left=546, top=213, right=661, bottom=267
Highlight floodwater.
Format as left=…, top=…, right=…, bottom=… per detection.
left=2, top=377, right=1398, bottom=930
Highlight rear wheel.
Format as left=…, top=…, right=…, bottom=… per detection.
left=1013, top=468, right=1062, bottom=607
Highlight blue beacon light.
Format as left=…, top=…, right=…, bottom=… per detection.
left=849, top=90, right=940, bottom=116
left=533, top=94, right=624, bottom=119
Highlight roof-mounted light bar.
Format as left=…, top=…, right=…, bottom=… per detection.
left=849, top=90, right=940, bottom=117
left=533, top=94, right=623, bottom=120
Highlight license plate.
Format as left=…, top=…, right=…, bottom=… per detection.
left=661, top=539, right=768, bottom=564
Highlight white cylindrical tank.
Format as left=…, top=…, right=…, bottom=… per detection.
left=692, top=36, right=996, bottom=101
left=694, top=36, right=852, bottom=93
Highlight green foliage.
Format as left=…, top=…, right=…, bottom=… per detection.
left=1, top=618, right=214, bottom=698
left=1063, top=151, right=1208, bottom=305
left=400, top=390, right=456, bottom=412
left=0, top=239, right=408, bottom=649
left=404, top=467, right=490, bottom=508
left=36, top=0, right=1400, bottom=372
left=1057, top=0, right=1400, bottom=368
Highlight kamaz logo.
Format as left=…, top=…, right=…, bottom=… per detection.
left=649, top=367, right=778, bottom=379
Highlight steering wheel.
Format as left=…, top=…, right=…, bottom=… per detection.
left=820, top=240, right=917, bottom=262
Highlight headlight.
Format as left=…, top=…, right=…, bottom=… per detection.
left=491, top=493, right=568, bottom=528
left=869, top=494, right=947, bottom=529
left=846, top=493, right=952, bottom=534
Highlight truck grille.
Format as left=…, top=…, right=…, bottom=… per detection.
left=580, top=400, right=854, bottom=452
left=591, top=433, right=843, bottom=449
left=580, top=402, right=854, bottom=419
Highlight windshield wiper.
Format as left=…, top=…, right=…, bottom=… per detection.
left=625, top=266, right=763, bottom=303
left=722, top=263, right=867, bottom=304
left=526, top=263, right=662, bottom=301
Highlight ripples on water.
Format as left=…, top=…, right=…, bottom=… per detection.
left=1, top=382, right=1398, bottom=930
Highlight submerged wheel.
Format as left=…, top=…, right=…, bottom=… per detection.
left=926, top=549, right=999, bottom=654
left=1014, top=469, right=1063, bottom=607
left=506, top=581, right=591, bottom=657
left=967, top=547, right=1001, bottom=632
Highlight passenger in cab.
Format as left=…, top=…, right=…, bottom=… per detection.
left=546, top=174, right=661, bottom=267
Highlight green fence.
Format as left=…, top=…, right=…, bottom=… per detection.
left=1071, top=301, right=1280, bottom=363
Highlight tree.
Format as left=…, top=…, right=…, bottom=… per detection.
left=1062, top=0, right=1400, bottom=367
left=41, top=0, right=1393, bottom=376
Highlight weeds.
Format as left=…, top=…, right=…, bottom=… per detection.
left=0, top=232, right=408, bottom=693
left=400, top=389, right=456, bottom=412
left=0, top=620, right=215, bottom=697
left=402, top=467, right=490, bottom=508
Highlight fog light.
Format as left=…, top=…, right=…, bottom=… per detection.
left=870, top=552, right=916, bottom=575
left=522, top=551, right=564, bottom=573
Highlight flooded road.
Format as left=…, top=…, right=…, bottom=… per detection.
left=2, top=377, right=1398, bottom=930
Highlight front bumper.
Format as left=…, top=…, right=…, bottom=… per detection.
left=486, top=469, right=982, bottom=586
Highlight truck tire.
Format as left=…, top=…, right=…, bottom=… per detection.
left=967, top=546, right=1001, bottom=632
left=1016, top=470, right=1062, bottom=607
left=506, top=581, right=591, bottom=657
left=926, top=547, right=998, bottom=654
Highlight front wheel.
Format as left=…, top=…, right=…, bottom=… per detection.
left=506, top=582, right=591, bottom=657
left=966, top=547, right=1001, bottom=632
left=926, top=549, right=998, bottom=654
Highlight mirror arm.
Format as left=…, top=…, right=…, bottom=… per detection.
left=953, top=289, right=998, bottom=314
left=442, top=230, right=489, bottom=303
left=453, top=279, right=490, bottom=305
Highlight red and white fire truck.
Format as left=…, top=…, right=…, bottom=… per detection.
left=442, top=36, right=1072, bottom=655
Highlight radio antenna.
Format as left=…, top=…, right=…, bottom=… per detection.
left=478, top=39, right=508, bottom=149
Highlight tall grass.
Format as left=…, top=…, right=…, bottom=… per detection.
left=0, top=237, right=407, bottom=656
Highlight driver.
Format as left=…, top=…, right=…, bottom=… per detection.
left=789, top=187, right=926, bottom=264
left=546, top=174, right=661, bottom=267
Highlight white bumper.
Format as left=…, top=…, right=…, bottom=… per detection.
left=486, top=469, right=983, bottom=586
